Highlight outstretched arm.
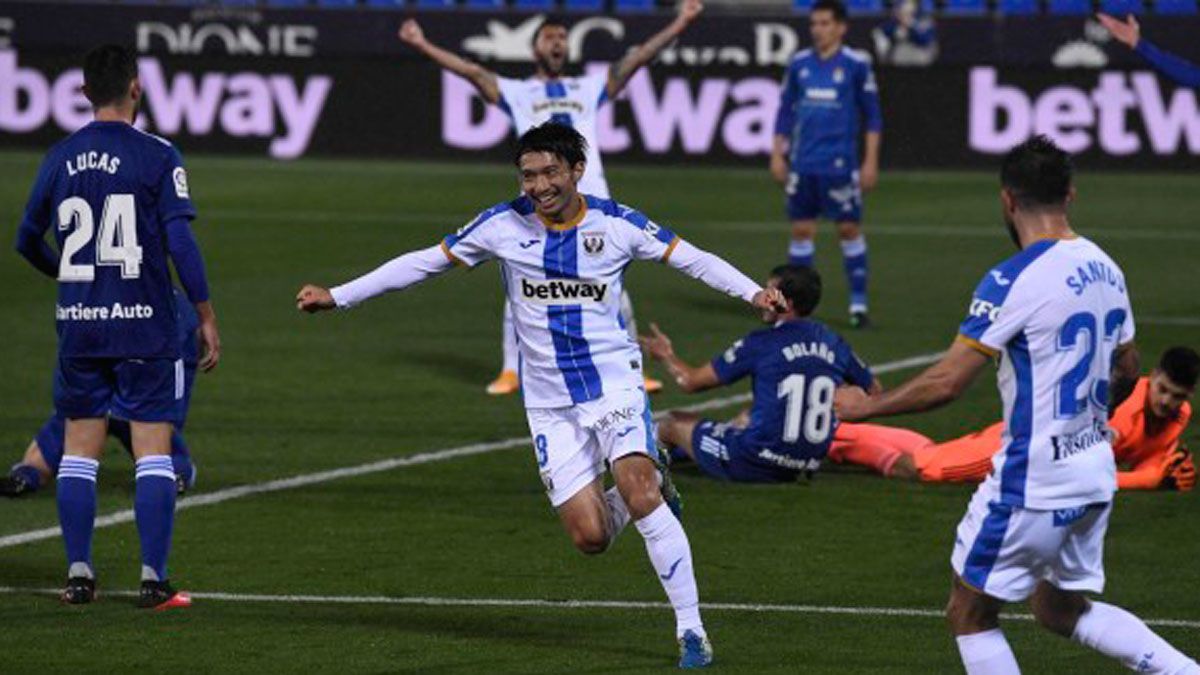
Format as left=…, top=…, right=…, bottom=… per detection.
left=606, top=0, right=704, bottom=99
left=399, top=19, right=501, bottom=104
left=1098, top=13, right=1200, bottom=87
left=297, top=243, right=455, bottom=313
left=834, top=339, right=990, bottom=422
left=664, top=239, right=785, bottom=312
left=639, top=323, right=721, bottom=393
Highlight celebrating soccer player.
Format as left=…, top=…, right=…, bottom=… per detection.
left=1, top=289, right=203, bottom=499
left=771, top=0, right=882, bottom=329
left=833, top=136, right=1199, bottom=674
left=298, top=123, right=787, bottom=669
left=640, top=265, right=879, bottom=482
left=399, top=2, right=704, bottom=395
left=13, top=45, right=220, bottom=609
left=828, top=346, right=1197, bottom=490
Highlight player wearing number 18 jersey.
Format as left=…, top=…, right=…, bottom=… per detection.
left=14, top=45, right=220, bottom=609
left=645, top=265, right=877, bottom=482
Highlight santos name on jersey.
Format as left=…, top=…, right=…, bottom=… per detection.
left=497, top=74, right=611, bottom=198
left=958, top=236, right=1135, bottom=510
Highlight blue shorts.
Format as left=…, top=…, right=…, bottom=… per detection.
left=690, top=421, right=801, bottom=483
left=55, top=357, right=184, bottom=423
left=785, top=172, right=862, bottom=223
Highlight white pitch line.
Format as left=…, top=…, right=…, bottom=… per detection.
left=0, top=587, right=1196, bottom=629
left=0, top=352, right=943, bottom=551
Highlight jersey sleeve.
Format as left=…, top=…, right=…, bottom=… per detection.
left=957, top=268, right=1040, bottom=356
left=710, top=332, right=761, bottom=385
left=440, top=210, right=498, bottom=268
left=495, top=76, right=521, bottom=118
left=156, top=146, right=197, bottom=225
left=855, top=59, right=883, bottom=133
left=582, top=71, right=611, bottom=107
left=774, top=62, right=799, bottom=137
left=616, top=204, right=679, bottom=262
left=836, top=337, right=875, bottom=390
left=19, top=154, right=56, bottom=236
left=1135, top=40, right=1200, bottom=89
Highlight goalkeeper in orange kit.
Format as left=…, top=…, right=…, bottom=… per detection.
left=828, top=346, right=1196, bottom=491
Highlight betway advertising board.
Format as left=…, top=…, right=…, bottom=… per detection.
left=0, top=3, right=1197, bottom=169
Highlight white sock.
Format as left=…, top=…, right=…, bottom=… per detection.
left=619, top=290, right=638, bottom=343
left=956, top=629, right=1020, bottom=675
left=501, top=300, right=519, bottom=373
left=604, top=486, right=631, bottom=541
left=1073, top=601, right=1200, bottom=674
left=635, top=502, right=703, bottom=638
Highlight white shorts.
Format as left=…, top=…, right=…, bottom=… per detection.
left=950, top=482, right=1110, bottom=602
left=526, top=387, right=657, bottom=508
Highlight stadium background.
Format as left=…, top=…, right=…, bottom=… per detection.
left=0, top=1, right=1197, bottom=672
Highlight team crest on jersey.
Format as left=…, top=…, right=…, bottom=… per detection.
left=172, top=167, right=189, bottom=199
left=833, top=67, right=845, bottom=83
left=582, top=233, right=605, bottom=256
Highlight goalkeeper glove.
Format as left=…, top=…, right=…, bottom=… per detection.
left=1161, top=445, right=1195, bottom=492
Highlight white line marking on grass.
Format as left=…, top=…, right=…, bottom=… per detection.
left=0, top=587, right=1196, bottom=629
left=0, top=352, right=943, bottom=551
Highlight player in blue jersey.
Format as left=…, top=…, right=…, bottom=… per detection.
left=771, top=0, right=883, bottom=329
left=1099, top=14, right=1200, bottom=88
left=834, top=136, right=1199, bottom=674
left=641, top=265, right=878, bottom=482
left=1, top=288, right=200, bottom=499
left=13, top=45, right=220, bottom=609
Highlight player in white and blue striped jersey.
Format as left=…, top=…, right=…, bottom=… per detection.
left=298, top=124, right=786, bottom=669
left=834, top=136, right=1198, bottom=675
left=398, top=3, right=704, bottom=395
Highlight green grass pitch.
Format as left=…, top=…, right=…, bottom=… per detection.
left=0, top=151, right=1196, bottom=673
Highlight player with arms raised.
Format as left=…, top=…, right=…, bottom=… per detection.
left=834, top=136, right=1198, bottom=674
left=399, top=3, right=704, bottom=395
left=298, top=123, right=786, bottom=669
left=14, top=45, right=220, bottom=609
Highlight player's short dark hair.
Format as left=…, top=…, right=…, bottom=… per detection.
left=1000, top=135, right=1074, bottom=210
left=532, top=16, right=569, bottom=45
left=812, top=0, right=849, bottom=22
left=83, top=44, right=138, bottom=108
left=1159, top=347, right=1200, bottom=390
left=769, top=264, right=822, bottom=317
left=514, top=123, right=588, bottom=168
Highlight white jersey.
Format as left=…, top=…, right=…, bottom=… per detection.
left=958, top=236, right=1135, bottom=510
left=497, top=73, right=611, bottom=198
left=442, top=194, right=679, bottom=408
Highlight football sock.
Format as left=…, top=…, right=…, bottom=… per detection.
left=788, top=240, right=815, bottom=267
left=956, top=628, right=1020, bottom=675
left=635, top=502, right=704, bottom=638
left=618, top=290, right=638, bottom=342
left=170, top=432, right=195, bottom=488
left=604, top=486, right=632, bottom=541
left=501, top=300, right=519, bottom=373
left=1072, top=601, right=1200, bottom=674
left=57, top=456, right=99, bottom=578
left=11, top=464, right=43, bottom=492
left=841, top=236, right=869, bottom=312
left=134, top=456, right=177, bottom=582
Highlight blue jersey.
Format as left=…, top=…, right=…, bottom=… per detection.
left=710, top=319, right=874, bottom=461
left=19, top=121, right=196, bottom=359
left=774, top=46, right=883, bottom=175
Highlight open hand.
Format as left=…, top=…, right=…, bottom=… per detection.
left=638, top=323, right=675, bottom=361
left=1096, top=13, right=1139, bottom=49
left=678, top=0, right=704, bottom=24
left=296, top=284, right=336, bottom=313
left=751, top=287, right=787, bottom=314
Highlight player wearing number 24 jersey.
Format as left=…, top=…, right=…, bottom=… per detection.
left=14, top=45, right=219, bottom=610
left=644, top=265, right=878, bottom=483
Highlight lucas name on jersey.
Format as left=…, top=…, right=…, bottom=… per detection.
left=519, top=277, right=610, bottom=305
left=57, top=301, right=155, bottom=321
left=66, top=150, right=121, bottom=176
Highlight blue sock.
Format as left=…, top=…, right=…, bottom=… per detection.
left=670, top=446, right=689, bottom=463
left=134, top=456, right=177, bottom=582
left=170, top=432, right=195, bottom=489
left=841, top=236, right=869, bottom=312
left=57, top=456, right=99, bottom=578
left=11, top=464, right=42, bottom=491
left=788, top=240, right=815, bottom=268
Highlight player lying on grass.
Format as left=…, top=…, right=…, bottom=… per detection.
left=833, top=136, right=1199, bottom=674
left=640, top=264, right=879, bottom=482
left=828, top=345, right=1197, bottom=491
left=1, top=288, right=202, bottom=499
left=399, top=2, right=705, bottom=395
left=297, top=123, right=787, bottom=669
